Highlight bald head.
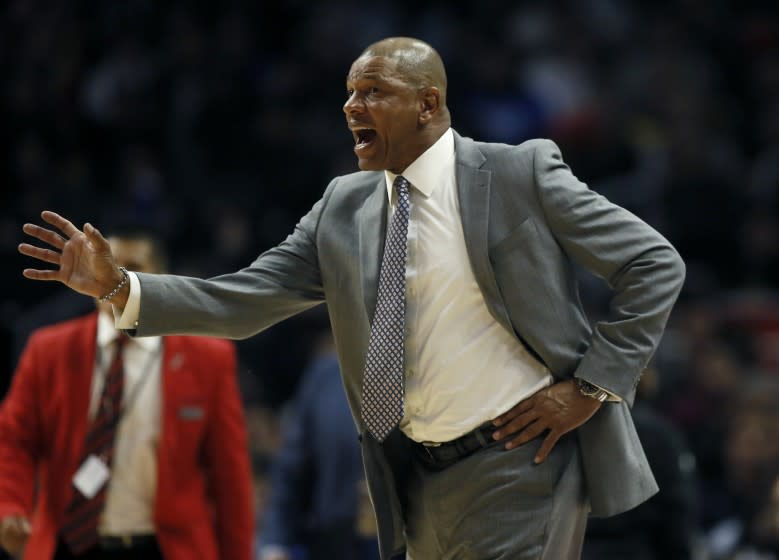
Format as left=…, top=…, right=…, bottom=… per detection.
left=344, top=37, right=451, bottom=172
left=359, top=37, right=448, bottom=106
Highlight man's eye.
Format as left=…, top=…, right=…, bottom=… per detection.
left=346, top=89, right=354, bottom=97
left=370, top=87, right=379, bottom=94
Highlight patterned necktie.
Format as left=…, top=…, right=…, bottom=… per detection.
left=61, top=335, right=127, bottom=554
left=361, top=175, right=411, bottom=441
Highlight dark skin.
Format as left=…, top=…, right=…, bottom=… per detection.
left=493, top=379, right=602, bottom=463
left=344, top=55, right=448, bottom=174
left=18, top=37, right=603, bottom=467
left=0, top=516, right=30, bottom=556
left=19, top=215, right=129, bottom=307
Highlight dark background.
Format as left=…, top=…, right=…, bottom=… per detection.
left=2, top=1, right=779, bottom=558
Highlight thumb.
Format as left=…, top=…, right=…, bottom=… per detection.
left=84, top=223, right=110, bottom=250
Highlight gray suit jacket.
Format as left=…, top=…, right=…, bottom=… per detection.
left=134, top=132, right=685, bottom=559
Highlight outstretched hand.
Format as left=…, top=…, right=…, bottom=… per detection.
left=492, top=379, right=602, bottom=464
left=19, top=211, right=122, bottom=300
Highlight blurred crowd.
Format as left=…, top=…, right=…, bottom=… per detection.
left=1, top=0, right=778, bottom=558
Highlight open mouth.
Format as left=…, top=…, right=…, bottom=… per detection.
left=354, top=128, right=377, bottom=149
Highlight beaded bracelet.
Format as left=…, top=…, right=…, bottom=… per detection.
left=99, top=266, right=129, bottom=302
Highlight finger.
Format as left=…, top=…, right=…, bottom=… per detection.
left=21, top=223, right=67, bottom=250
left=534, top=431, right=561, bottom=464
left=7, top=517, right=30, bottom=536
left=493, top=409, right=540, bottom=440
left=22, top=269, right=63, bottom=281
left=493, top=399, right=534, bottom=427
left=505, top=420, right=547, bottom=449
left=18, top=517, right=31, bottom=534
left=0, top=519, right=26, bottom=543
left=17, top=244, right=61, bottom=266
left=3, top=526, right=28, bottom=556
left=84, top=222, right=110, bottom=250
left=40, top=210, right=80, bottom=238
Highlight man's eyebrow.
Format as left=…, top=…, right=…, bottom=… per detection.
left=347, top=73, right=383, bottom=82
left=347, top=74, right=403, bottom=90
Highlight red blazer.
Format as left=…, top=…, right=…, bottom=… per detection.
left=0, top=312, right=254, bottom=560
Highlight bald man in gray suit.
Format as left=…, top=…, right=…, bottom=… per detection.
left=21, top=37, right=685, bottom=560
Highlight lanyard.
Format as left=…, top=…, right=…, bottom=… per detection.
left=95, top=340, right=161, bottom=423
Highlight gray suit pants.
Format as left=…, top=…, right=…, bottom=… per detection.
left=404, top=434, right=588, bottom=560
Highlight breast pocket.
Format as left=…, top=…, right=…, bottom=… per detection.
left=489, top=217, right=537, bottom=260
left=177, top=405, right=205, bottom=421
left=171, top=397, right=208, bottom=454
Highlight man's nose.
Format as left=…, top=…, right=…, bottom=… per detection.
left=343, top=92, right=363, bottom=115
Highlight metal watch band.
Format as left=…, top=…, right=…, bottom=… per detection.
left=576, top=378, right=609, bottom=402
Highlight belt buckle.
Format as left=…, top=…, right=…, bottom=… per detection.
left=420, top=441, right=442, bottom=463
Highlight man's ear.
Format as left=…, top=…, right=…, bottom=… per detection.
left=418, top=87, right=441, bottom=125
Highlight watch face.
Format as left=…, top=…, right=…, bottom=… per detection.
left=577, top=379, right=599, bottom=396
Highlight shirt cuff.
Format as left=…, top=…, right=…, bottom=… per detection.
left=594, top=382, right=622, bottom=402
left=112, top=271, right=141, bottom=330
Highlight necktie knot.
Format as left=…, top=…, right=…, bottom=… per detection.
left=394, top=175, right=410, bottom=197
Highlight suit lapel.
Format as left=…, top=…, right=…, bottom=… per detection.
left=359, top=175, right=389, bottom=320
left=454, top=133, right=514, bottom=334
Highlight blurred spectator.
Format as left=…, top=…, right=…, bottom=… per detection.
left=0, top=231, right=254, bottom=559
left=666, top=342, right=743, bottom=527
left=259, top=332, right=379, bottom=560
left=583, top=367, right=700, bottom=560
left=2, top=1, right=778, bottom=378
left=2, top=0, right=779, bottom=557
left=707, top=377, right=779, bottom=559
left=245, top=404, right=282, bottom=535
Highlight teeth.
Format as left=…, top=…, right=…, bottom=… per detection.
left=352, top=127, right=375, bottom=147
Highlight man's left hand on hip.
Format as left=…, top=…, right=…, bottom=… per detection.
left=491, top=379, right=602, bottom=464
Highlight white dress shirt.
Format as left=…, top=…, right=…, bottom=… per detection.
left=384, top=129, right=553, bottom=442
left=94, top=311, right=162, bottom=535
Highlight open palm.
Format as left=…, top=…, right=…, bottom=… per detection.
left=19, top=211, right=119, bottom=298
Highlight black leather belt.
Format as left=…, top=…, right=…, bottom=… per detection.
left=412, top=423, right=497, bottom=470
left=99, top=534, right=157, bottom=550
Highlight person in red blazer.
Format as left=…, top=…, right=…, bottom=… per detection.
left=0, top=233, right=254, bottom=560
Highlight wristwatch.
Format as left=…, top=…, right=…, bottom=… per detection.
left=575, top=378, right=609, bottom=402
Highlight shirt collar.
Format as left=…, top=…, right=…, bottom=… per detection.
left=97, top=311, right=160, bottom=351
left=385, top=127, right=454, bottom=200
